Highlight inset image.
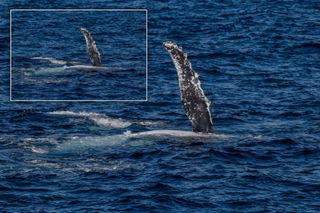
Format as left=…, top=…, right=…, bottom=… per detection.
left=10, top=9, right=147, bottom=101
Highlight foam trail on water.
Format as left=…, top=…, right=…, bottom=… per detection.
left=48, top=111, right=163, bottom=128
left=31, top=57, right=68, bottom=65
left=48, top=111, right=132, bottom=128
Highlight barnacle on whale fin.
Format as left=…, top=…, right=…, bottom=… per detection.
left=80, top=28, right=101, bottom=66
left=163, top=41, right=212, bottom=133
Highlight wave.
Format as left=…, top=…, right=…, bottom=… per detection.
left=31, top=57, right=68, bottom=65
left=30, top=146, right=48, bottom=154
left=47, top=110, right=163, bottom=128
left=27, top=158, right=133, bottom=173
left=47, top=111, right=131, bottom=128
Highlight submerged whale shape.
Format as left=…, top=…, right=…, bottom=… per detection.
left=80, top=28, right=102, bottom=66
left=163, top=41, right=213, bottom=133
left=64, top=65, right=107, bottom=71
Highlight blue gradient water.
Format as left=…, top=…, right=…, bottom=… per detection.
left=1, top=0, right=320, bottom=212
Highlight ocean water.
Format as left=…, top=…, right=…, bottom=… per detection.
left=11, top=9, right=147, bottom=100
left=1, top=0, right=320, bottom=212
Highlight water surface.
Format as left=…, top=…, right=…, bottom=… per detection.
left=0, top=0, right=319, bottom=212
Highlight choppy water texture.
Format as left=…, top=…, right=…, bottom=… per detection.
left=1, top=0, right=320, bottom=212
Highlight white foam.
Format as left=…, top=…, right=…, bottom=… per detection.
left=48, top=111, right=131, bottom=128
left=32, top=57, right=67, bottom=65
left=30, top=146, right=48, bottom=154
left=136, top=120, right=164, bottom=127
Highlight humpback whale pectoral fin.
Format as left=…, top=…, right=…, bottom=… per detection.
left=163, top=41, right=213, bottom=133
left=80, top=27, right=102, bottom=66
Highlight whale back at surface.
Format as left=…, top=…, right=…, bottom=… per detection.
left=80, top=28, right=101, bottom=66
left=163, top=41, right=213, bottom=133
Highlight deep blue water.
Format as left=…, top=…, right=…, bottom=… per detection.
left=1, top=0, right=320, bottom=212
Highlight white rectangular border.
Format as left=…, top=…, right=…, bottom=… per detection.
left=10, top=8, right=148, bottom=102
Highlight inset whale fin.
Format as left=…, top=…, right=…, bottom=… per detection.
left=80, top=28, right=101, bottom=66
left=163, top=41, right=213, bottom=133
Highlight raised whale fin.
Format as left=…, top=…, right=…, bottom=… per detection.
left=80, top=28, right=101, bottom=66
left=163, top=41, right=213, bottom=133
